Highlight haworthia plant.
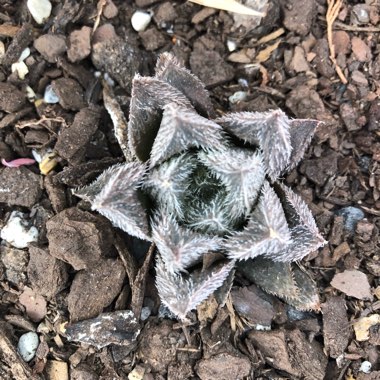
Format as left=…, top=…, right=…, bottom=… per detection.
left=76, top=53, right=326, bottom=320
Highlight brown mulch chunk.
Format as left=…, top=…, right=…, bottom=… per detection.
left=321, top=296, right=350, bottom=359
left=0, top=166, right=41, bottom=207
left=46, top=207, right=114, bottom=270
left=33, top=34, right=67, bottom=63
left=0, top=82, right=26, bottom=113
left=51, top=78, right=86, bottom=111
left=67, top=258, right=126, bottom=322
left=54, top=105, right=102, bottom=164
left=27, top=245, right=69, bottom=300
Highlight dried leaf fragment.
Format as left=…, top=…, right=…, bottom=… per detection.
left=353, top=314, right=380, bottom=342
left=331, top=270, right=373, bottom=300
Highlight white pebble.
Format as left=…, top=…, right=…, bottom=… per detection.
left=0, top=211, right=38, bottom=249
left=44, top=84, right=59, bottom=104
left=227, top=40, right=237, bottom=52
left=27, top=0, right=52, bottom=24
left=18, top=332, right=39, bottom=362
left=18, top=47, right=31, bottom=62
left=0, top=41, right=6, bottom=62
left=11, top=61, right=29, bottom=80
left=238, top=78, right=249, bottom=88
left=31, top=150, right=42, bottom=163
left=359, top=361, right=372, bottom=373
left=26, top=85, right=36, bottom=102
left=131, top=11, right=152, bottom=32
left=229, top=91, right=248, bottom=104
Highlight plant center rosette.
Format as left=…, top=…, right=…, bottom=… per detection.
left=76, top=53, right=326, bottom=320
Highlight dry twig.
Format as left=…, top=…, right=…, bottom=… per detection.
left=188, top=0, right=266, bottom=17
left=326, top=0, right=348, bottom=84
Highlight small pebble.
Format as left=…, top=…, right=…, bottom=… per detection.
left=140, top=306, right=151, bottom=321
left=27, top=0, right=52, bottom=24
left=103, top=0, right=118, bottom=19
left=352, top=5, right=370, bottom=24
left=0, top=211, right=38, bottom=249
left=229, top=91, right=248, bottom=104
left=359, top=361, right=372, bottom=373
left=0, top=41, right=5, bottom=61
left=26, top=85, right=36, bottom=102
left=227, top=40, right=237, bottom=52
left=336, top=206, right=365, bottom=233
left=131, top=10, right=152, bottom=32
left=11, top=61, right=29, bottom=80
left=18, top=47, right=31, bottom=62
left=238, top=78, right=249, bottom=87
left=44, top=85, right=59, bottom=104
left=18, top=331, right=39, bottom=362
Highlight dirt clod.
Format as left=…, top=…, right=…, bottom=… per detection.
left=46, top=207, right=114, bottom=270
left=68, top=258, right=126, bottom=322
left=0, top=166, right=41, bottom=207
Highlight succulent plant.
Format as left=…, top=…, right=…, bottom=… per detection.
left=76, top=53, right=326, bottom=321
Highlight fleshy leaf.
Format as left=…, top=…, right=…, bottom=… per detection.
left=156, top=258, right=234, bottom=320
left=198, top=148, right=265, bottom=219
left=238, top=257, right=299, bottom=300
left=150, top=104, right=226, bottom=167
left=155, top=52, right=215, bottom=118
left=151, top=213, right=222, bottom=273
left=185, top=192, right=236, bottom=236
left=143, top=153, right=195, bottom=219
left=90, top=162, right=151, bottom=240
left=287, top=119, right=321, bottom=171
left=288, top=265, right=320, bottom=311
left=226, top=181, right=291, bottom=260
left=217, top=110, right=292, bottom=180
left=238, top=258, right=320, bottom=311
left=271, top=184, right=326, bottom=261
left=128, top=75, right=193, bottom=162
left=74, top=163, right=125, bottom=204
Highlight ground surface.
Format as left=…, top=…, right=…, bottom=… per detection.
left=0, top=0, right=379, bottom=379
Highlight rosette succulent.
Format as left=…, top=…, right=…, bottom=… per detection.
left=76, top=53, right=326, bottom=320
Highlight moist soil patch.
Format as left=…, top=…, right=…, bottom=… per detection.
left=0, top=1, right=379, bottom=379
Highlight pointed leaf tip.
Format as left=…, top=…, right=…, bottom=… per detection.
left=91, top=162, right=151, bottom=240
left=150, top=104, right=226, bottom=167
left=152, top=213, right=222, bottom=274
left=156, top=258, right=234, bottom=320
left=217, top=110, right=292, bottom=180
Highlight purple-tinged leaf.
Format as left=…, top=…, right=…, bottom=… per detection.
left=155, top=52, right=215, bottom=118
left=226, top=182, right=291, bottom=260
left=287, top=119, right=322, bottom=171
left=156, top=258, right=234, bottom=320
left=128, top=75, right=193, bottom=162
left=198, top=148, right=265, bottom=219
left=90, top=162, right=151, bottom=240
left=150, top=104, right=226, bottom=167
left=217, top=110, right=292, bottom=180
left=151, top=213, right=222, bottom=274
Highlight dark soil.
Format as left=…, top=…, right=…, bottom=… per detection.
left=0, top=1, right=379, bottom=379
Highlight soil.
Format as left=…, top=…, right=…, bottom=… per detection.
left=0, top=0, right=379, bottom=379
